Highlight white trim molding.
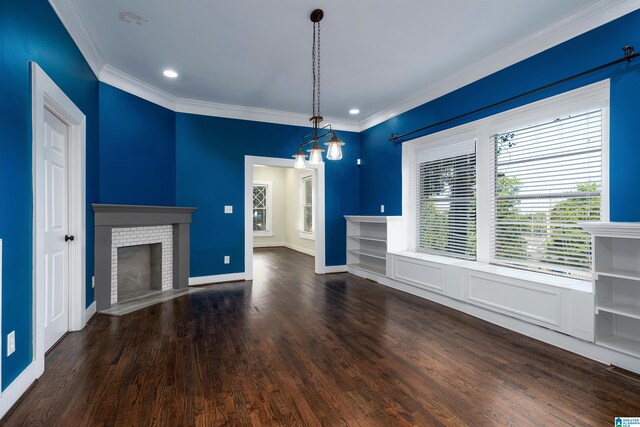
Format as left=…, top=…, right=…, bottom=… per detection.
left=99, top=66, right=360, bottom=132
left=324, top=265, right=348, bottom=274
left=48, top=0, right=105, bottom=76
left=0, top=362, right=37, bottom=420
left=189, top=273, right=247, bottom=286
left=32, top=62, right=87, bottom=379
left=253, top=241, right=286, bottom=248
left=83, top=302, right=97, bottom=325
left=284, top=243, right=315, bottom=257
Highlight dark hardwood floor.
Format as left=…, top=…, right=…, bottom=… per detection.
left=3, top=247, right=639, bottom=426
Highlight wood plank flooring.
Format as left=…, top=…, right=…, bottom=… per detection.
left=2, top=247, right=639, bottom=426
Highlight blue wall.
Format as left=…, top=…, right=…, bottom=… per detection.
left=99, top=83, right=176, bottom=206
left=2, top=0, right=640, bottom=397
left=360, top=10, right=640, bottom=221
left=176, top=114, right=360, bottom=276
left=0, top=0, right=99, bottom=389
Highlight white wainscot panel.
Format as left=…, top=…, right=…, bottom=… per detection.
left=569, top=290, right=595, bottom=342
left=393, top=256, right=444, bottom=293
left=463, top=270, right=562, bottom=329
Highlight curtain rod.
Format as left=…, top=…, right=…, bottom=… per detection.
left=389, top=45, right=638, bottom=145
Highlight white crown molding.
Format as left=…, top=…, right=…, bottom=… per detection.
left=48, top=0, right=105, bottom=77
left=99, top=64, right=177, bottom=110
left=100, top=65, right=361, bottom=131
left=176, top=98, right=361, bottom=132
left=51, top=0, right=638, bottom=132
left=359, top=0, right=640, bottom=131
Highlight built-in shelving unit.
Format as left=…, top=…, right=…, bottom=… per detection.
left=345, top=216, right=401, bottom=278
left=581, top=222, right=640, bottom=362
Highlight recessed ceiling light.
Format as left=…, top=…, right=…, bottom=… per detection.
left=163, top=69, right=178, bottom=78
left=349, top=108, right=360, bottom=115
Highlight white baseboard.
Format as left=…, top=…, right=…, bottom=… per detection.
left=253, top=241, right=285, bottom=248
left=189, top=272, right=247, bottom=286
left=284, top=242, right=315, bottom=257
left=83, top=301, right=96, bottom=326
left=324, top=265, right=348, bottom=273
left=349, top=268, right=640, bottom=374
left=0, top=362, right=37, bottom=420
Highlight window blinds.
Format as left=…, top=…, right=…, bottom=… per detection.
left=416, top=141, right=476, bottom=260
left=490, top=110, right=602, bottom=278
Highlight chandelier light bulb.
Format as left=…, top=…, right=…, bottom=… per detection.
left=325, top=133, right=345, bottom=161
left=294, top=153, right=307, bottom=169
left=308, top=144, right=325, bottom=165
left=326, top=142, right=343, bottom=160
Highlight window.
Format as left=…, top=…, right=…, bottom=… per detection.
left=416, top=141, right=476, bottom=259
left=406, top=81, right=608, bottom=281
left=253, top=182, right=272, bottom=235
left=490, top=110, right=602, bottom=278
left=301, top=175, right=314, bottom=237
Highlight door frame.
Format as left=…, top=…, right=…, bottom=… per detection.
left=244, top=155, right=326, bottom=279
left=31, top=63, right=86, bottom=376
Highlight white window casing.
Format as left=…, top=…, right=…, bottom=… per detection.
left=416, top=140, right=476, bottom=260
left=402, top=80, right=609, bottom=282
left=490, top=110, right=603, bottom=279
left=253, top=181, right=273, bottom=236
left=300, top=174, right=315, bottom=239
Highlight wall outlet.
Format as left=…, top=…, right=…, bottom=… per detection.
left=224, top=205, right=233, bottom=214
left=380, top=204, right=385, bottom=213
left=7, top=331, right=15, bottom=356
left=224, top=256, right=230, bottom=264
left=92, top=275, right=95, bottom=288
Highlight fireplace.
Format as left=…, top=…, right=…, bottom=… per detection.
left=110, top=225, right=173, bottom=304
left=93, top=204, right=197, bottom=311
left=117, top=243, right=162, bottom=301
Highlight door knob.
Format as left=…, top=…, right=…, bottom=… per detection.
left=65, top=235, right=75, bottom=242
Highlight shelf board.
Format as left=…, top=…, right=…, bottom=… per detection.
left=597, top=335, right=640, bottom=358
left=596, top=268, right=640, bottom=281
left=347, top=235, right=387, bottom=243
left=349, top=262, right=386, bottom=276
left=348, top=249, right=387, bottom=260
left=596, top=303, right=640, bottom=320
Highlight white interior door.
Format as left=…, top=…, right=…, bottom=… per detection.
left=43, top=107, right=70, bottom=351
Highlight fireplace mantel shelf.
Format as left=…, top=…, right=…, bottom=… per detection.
left=93, top=204, right=197, bottom=227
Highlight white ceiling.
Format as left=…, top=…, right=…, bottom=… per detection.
left=59, top=0, right=632, bottom=129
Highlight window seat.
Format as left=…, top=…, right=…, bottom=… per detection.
left=384, top=250, right=595, bottom=342
left=388, top=250, right=592, bottom=293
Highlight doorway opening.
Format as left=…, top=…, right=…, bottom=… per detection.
left=244, top=156, right=325, bottom=280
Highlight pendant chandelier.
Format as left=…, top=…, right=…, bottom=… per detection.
left=293, top=9, right=345, bottom=169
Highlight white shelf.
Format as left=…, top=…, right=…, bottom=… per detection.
left=345, top=215, right=400, bottom=223
left=348, top=235, right=387, bottom=243
left=596, top=336, right=640, bottom=358
left=596, top=303, right=640, bottom=320
left=580, top=222, right=640, bottom=239
left=596, top=268, right=640, bottom=282
left=349, top=262, right=386, bottom=276
left=348, top=249, right=387, bottom=260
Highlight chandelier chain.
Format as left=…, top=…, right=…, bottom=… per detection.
left=317, top=21, right=321, bottom=118
left=311, top=20, right=322, bottom=123
left=312, top=21, right=317, bottom=119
